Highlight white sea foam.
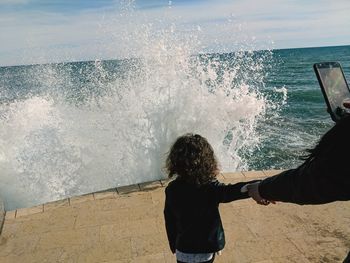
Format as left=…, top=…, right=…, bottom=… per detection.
left=0, top=18, right=274, bottom=210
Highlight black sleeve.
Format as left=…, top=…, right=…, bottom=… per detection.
left=258, top=161, right=350, bottom=205
left=211, top=180, right=260, bottom=203
left=164, top=188, right=177, bottom=253
left=258, top=169, right=303, bottom=203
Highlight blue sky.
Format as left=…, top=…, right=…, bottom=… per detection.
left=1, top=0, right=350, bottom=66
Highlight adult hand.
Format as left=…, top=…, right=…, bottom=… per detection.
left=247, top=181, right=275, bottom=205
left=343, top=99, right=350, bottom=109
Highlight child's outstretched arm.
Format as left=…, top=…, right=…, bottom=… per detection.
left=210, top=180, right=261, bottom=203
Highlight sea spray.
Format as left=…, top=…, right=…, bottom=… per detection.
left=0, top=22, right=274, bottom=210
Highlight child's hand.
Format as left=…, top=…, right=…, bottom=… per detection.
left=247, top=182, right=275, bottom=205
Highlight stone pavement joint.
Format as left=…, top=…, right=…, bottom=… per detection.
left=0, top=169, right=349, bottom=263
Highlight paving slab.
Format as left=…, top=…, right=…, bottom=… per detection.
left=93, top=189, right=118, bottom=200
left=44, top=198, right=70, bottom=212
left=15, top=205, right=43, bottom=218
left=0, top=170, right=349, bottom=263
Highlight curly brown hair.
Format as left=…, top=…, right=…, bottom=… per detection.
left=165, top=133, right=219, bottom=185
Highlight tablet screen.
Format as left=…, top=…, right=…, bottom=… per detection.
left=314, top=62, right=350, bottom=121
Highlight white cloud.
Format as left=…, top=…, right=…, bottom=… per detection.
left=1, top=0, right=350, bottom=66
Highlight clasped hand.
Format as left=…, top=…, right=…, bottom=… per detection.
left=246, top=181, right=276, bottom=206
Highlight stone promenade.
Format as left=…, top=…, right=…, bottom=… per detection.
left=0, top=170, right=349, bottom=263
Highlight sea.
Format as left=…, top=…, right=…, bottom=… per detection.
left=1, top=45, right=349, bottom=210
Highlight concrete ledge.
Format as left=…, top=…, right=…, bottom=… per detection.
left=139, top=180, right=163, bottom=191
left=222, top=171, right=244, bottom=180
left=117, top=184, right=141, bottom=194
left=160, top=178, right=171, bottom=187
left=3, top=170, right=283, bottom=219
left=16, top=204, right=44, bottom=218
left=44, top=198, right=70, bottom=212
left=4, top=210, right=16, bottom=220
left=242, top=170, right=266, bottom=178
left=93, top=188, right=118, bottom=200
left=69, top=193, right=94, bottom=205
left=0, top=197, right=4, bottom=235
left=263, top=169, right=284, bottom=177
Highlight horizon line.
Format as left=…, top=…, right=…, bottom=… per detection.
left=1, top=43, right=349, bottom=69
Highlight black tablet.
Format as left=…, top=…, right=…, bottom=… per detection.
left=313, top=62, right=350, bottom=122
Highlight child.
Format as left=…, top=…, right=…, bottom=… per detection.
left=164, top=133, right=260, bottom=263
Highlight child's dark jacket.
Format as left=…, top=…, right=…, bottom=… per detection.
left=164, top=178, right=251, bottom=254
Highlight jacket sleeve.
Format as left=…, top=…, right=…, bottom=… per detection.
left=258, top=169, right=305, bottom=204
left=258, top=160, right=350, bottom=205
left=164, top=188, right=177, bottom=253
left=212, top=180, right=260, bottom=203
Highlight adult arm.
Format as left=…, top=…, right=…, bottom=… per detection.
left=258, top=160, right=350, bottom=205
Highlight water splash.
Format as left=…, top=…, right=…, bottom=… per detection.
left=0, top=18, right=275, bottom=210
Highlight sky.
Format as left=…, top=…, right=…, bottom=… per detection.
left=1, top=0, right=350, bottom=67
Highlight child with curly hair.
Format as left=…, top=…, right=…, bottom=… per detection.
left=164, top=133, right=260, bottom=263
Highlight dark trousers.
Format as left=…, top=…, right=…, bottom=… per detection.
left=177, top=254, right=215, bottom=263
left=343, top=251, right=350, bottom=263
